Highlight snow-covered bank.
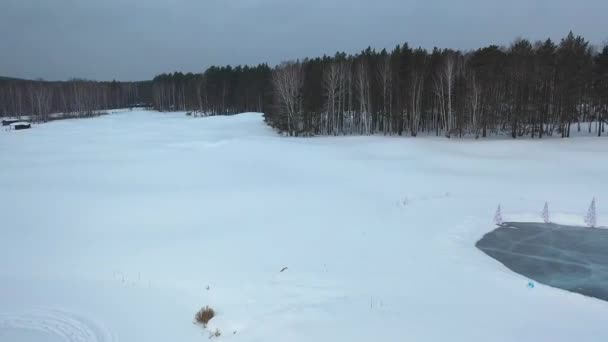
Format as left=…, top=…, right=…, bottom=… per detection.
left=1, top=110, right=607, bottom=342
left=1, top=108, right=139, bottom=125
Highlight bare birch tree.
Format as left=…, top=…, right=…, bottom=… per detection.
left=272, top=61, right=304, bottom=136
left=355, top=59, right=372, bottom=134
left=376, top=54, right=393, bottom=134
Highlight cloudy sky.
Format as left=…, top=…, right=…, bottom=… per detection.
left=1, top=0, right=606, bottom=81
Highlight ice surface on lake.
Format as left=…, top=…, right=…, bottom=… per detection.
left=477, top=222, right=608, bottom=301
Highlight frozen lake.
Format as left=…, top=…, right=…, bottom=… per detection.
left=477, top=222, right=608, bottom=301
left=1, top=110, right=607, bottom=342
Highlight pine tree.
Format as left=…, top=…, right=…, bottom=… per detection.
left=542, top=201, right=550, bottom=223
left=585, top=198, right=597, bottom=228
left=494, top=204, right=503, bottom=225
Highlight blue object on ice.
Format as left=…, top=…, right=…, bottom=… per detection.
left=528, top=281, right=535, bottom=288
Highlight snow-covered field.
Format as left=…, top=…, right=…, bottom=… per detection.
left=1, top=110, right=607, bottom=342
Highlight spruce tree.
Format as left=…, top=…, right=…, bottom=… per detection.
left=494, top=204, right=503, bottom=225
left=542, top=202, right=550, bottom=223
left=585, top=198, right=597, bottom=228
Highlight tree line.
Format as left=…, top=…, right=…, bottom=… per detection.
left=267, top=32, right=608, bottom=138
left=3, top=32, right=607, bottom=138
left=0, top=77, right=152, bottom=122
left=150, top=32, right=608, bottom=138
left=151, top=64, right=273, bottom=115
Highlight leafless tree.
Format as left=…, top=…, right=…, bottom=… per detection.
left=273, top=61, right=304, bottom=136
left=467, top=69, right=482, bottom=138
left=409, top=67, right=425, bottom=136
left=376, top=54, right=393, bottom=134
left=355, top=59, right=372, bottom=134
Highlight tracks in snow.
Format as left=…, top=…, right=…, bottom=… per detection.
left=0, top=308, right=115, bottom=342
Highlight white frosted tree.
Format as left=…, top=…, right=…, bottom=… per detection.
left=542, top=202, right=550, bottom=223
left=584, top=198, right=597, bottom=228
left=494, top=204, right=503, bottom=225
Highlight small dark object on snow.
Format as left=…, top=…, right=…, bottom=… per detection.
left=9, top=122, right=31, bottom=130
left=186, top=112, right=192, bottom=116
left=280, top=267, right=288, bottom=272
left=209, top=329, right=221, bottom=339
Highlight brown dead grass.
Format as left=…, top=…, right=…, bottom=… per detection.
left=195, top=306, right=215, bottom=327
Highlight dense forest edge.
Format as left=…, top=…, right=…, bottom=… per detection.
left=2, top=32, right=607, bottom=138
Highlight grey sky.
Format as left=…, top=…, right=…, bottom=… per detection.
left=1, top=0, right=606, bottom=81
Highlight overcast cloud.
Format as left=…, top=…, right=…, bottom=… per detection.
left=1, top=0, right=606, bottom=81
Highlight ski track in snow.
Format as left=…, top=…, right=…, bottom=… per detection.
left=0, top=309, right=115, bottom=342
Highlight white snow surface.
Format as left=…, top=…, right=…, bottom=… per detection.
left=1, top=110, right=607, bottom=342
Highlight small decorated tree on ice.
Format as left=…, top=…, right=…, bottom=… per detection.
left=542, top=202, right=550, bottom=223
left=584, top=198, right=597, bottom=228
left=494, top=204, right=503, bottom=225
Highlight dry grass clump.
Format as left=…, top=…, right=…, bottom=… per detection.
left=195, top=306, right=215, bottom=327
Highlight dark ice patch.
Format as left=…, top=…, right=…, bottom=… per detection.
left=477, top=222, right=608, bottom=301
